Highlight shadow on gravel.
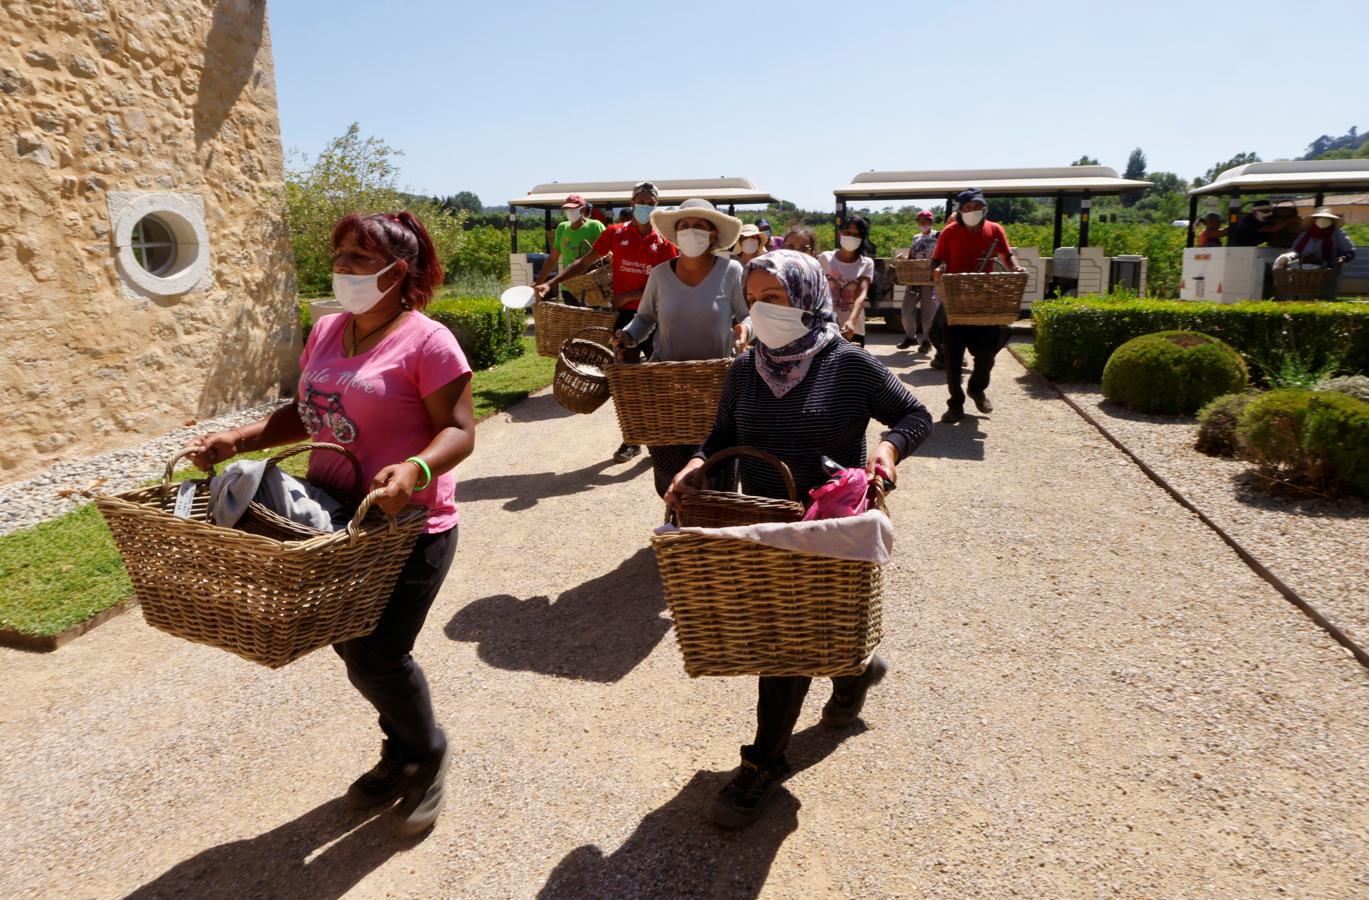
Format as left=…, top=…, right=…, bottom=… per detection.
left=445, top=547, right=668, bottom=683
left=126, top=797, right=424, bottom=900
left=914, top=417, right=987, bottom=461
left=495, top=391, right=577, bottom=424
left=537, top=723, right=865, bottom=899
left=1011, top=370, right=1064, bottom=402
left=1231, top=469, right=1369, bottom=520
left=458, top=456, right=652, bottom=511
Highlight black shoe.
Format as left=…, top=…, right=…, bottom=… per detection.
left=393, top=738, right=451, bottom=837
left=918, top=340, right=932, bottom=353
left=969, top=391, right=994, bottom=414
left=929, top=355, right=945, bottom=370
left=940, top=405, right=963, bottom=424
left=709, top=756, right=789, bottom=829
left=346, top=740, right=409, bottom=809
left=821, top=655, right=888, bottom=728
left=612, top=443, right=641, bottom=463
left=896, top=338, right=914, bottom=350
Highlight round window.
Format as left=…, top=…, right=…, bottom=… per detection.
left=130, top=215, right=178, bottom=276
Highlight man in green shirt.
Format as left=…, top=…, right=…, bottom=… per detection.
left=534, top=193, right=606, bottom=306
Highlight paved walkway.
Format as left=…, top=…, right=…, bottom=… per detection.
left=2, top=333, right=1367, bottom=898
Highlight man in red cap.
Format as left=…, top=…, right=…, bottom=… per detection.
left=533, top=194, right=605, bottom=306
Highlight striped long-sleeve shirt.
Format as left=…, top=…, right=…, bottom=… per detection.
left=697, top=340, right=933, bottom=501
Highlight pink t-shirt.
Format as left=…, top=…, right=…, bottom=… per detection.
left=298, top=313, right=472, bottom=533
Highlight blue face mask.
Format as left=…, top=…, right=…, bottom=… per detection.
left=633, top=204, right=654, bottom=225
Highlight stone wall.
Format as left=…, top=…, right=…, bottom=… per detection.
left=0, top=0, right=297, bottom=483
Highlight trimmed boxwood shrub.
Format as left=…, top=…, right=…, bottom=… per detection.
left=297, top=296, right=526, bottom=371
left=1237, top=390, right=1313, bottom=474
left=1236, top=389, right=1369, bottom=496
left=1195, top=392, right=1255, bottom=457
left=1303, top=392, right=1369, bottom=497
left=1033, top=296, right=1369, bottom=382
left=1102, top=331, right=1248, bottom=414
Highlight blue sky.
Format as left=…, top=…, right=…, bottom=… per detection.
left=269, top=0, right=1365, bottom=212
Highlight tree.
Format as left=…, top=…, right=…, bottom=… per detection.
left=1070, top=155, right=1100, bottom=166
left=1122, top=147, right=1148, bottom=206
left=285, top=123, right=467, bottom=296
left=1191, top=152, right=1260, bottom=188
left=440, top=191, right=483, bottom=214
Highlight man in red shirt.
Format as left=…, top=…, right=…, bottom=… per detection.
left=537, top=181, right=679, bottom=461
left=930, top=188, right=1023, bottom=424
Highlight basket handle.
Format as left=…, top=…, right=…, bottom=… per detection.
left=345, top=487, right=399, bottom=544
left=160, top=448, right=212, bottom=500
left=697, top=446, right=799, bottom=502
left=260, top=442, right=364, bottom=499
left=568, top=326, right=616, bottom=344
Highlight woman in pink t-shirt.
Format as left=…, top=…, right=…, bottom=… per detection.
left=186, top=211, right=476, bottom=837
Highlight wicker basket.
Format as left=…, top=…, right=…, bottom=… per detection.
left=891, top=258, right=933, bottom=286
left=652, top=530, right=884, bottom=678
left=94, top=444, right=427, bottom=668
left=939, top=272, right=1028, bottom=325
left=1273, top=267, right=1335, bottom=301
left=532, top=302, right=617, bottom=358
left=554, top=327, right=615, bottom=414
left=606, top=358, right=732, bottom=446
left=676, top=447, right=805, bottom=528
left=561, top=255, right=614, bottom=307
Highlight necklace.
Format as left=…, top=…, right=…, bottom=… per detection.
left=348, top=307, right=407, bottom=356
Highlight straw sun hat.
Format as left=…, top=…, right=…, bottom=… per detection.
left=1311, top=206, right=1342, bottom=222
left=651, top=198, right=742, bottom=252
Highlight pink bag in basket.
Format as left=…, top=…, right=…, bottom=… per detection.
left=802, top=464, right=890, bottom=522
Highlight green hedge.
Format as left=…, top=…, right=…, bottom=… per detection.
left=1032, top=296, right=1369, bottom=382
left=298, top=296, right=526, bottom=372
left=1101, top=331, right=1247, bottom=414
left=1237, top=390, right=1369, bottom=497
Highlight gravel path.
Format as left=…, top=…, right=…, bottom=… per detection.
left=2, top=333, right=1367, bottom=898
left=1056, top=385, right=1369, bottom=655
left=0, top=400, right=290, bottom=537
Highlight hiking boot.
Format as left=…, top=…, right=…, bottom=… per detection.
left=709, top=756, right=789, bottom=829
left=929, top=355, right=946, bottom=370
left=346, top=740, right=409, bottom=810
left=821, top=655, right=888, bottom=728
left=940, top=405, right=964, bottom=424
left=393, top=738, right=451, bottom=837
left=969, top=391, right=994, bottom=414
left=896, top=338, right=914, bottom=350
left=613, top=443, right=641, bottom=463
left=918, top=340, right=932, bottom=353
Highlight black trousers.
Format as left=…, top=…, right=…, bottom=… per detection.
left=749, top=673, right=866, bottom=770
left=945, top=324, right=1010, bottom=406
left=333, top=526, right=457, bottom=763
left=647, top=444, right=739, bottom=498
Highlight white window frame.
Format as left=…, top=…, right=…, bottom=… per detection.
left=108, top=192, right=213, bottom=299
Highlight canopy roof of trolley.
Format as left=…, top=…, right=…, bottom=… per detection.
left=509, top=177, right=779, bottom=209
left=833, top=166, right=1152, bottom=201
left=1188, top=159, right=1369, bottom=197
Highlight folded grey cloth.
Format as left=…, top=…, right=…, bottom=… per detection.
left=209, top=460, right=347, bottom=532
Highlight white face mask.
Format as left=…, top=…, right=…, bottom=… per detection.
left=333, top=260, right=397, bottom=315
left=740, top=238, right=759, bottom=254
left=1314, top=217, right=1335, bottom=229
left=565, top=208, right=582, bottom=223
left=961, top=209, right=985, bottom=227
left=749, top=301, right=813, bottom=349
left=676, top=228, right=713, bottom=257
left=839, top=235, right=863, bottom=252
left=919, top=224, right=932, bottom=234
left=1253, top=210, right=1271, bottom=221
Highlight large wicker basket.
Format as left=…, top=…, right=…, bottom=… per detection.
left=891, top=258, right=933, bottom=286
left=553, top=327, right=615, bottom=415
left=1273, top=267, right=1335, bottom=301
left=606, top=358, right=732, bottom=446
left=94, top=444, right=427, bottom=668
left=675, top=447, right=804, bottom=529
left=652, top=529, right=884, bottom=678
left=533, top=301, right=617, bottom=358
left=561, top=255, right=614, bottom=307
left=939, top=272, right=1028, bottom=325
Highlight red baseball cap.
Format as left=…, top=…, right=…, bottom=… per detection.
left=561, top=194, right=586, bottom=209
left=916, top=209, right=934, bottom=220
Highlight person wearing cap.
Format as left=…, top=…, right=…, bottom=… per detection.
left=930, top=188, right=1022, bottom=424
left=533, top=194, right=606, bottom=306
left=1196, top=213, right=1227, bottom=248
left=614, top=199, right=753, bottom=496
left=734, top=223, right=767, bottom=264
left=756, top=218, right=782, bottom=252
left=897, top=209, right=941, bottom=353
left=1229, top=199, right=1277, bottom=247
left=536, top=181, right=679, bottom=463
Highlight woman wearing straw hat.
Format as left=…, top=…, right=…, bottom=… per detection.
left=665, top=249, right=932, bottom=828
left=734, top=223, right=768, bottom=265
left=614, top=198, right=754, bottom=497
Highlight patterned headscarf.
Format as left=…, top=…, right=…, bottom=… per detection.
left=743, top=249, right=841, bottom=398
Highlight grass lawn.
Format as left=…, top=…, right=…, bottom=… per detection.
left=1010, top=340, right=1037, bottom=372
left=0, top=337, right=555, bottom=639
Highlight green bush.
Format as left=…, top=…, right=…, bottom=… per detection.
left=1237, top=390, right=1369, bottom=496
left=1195, top=392, right=1255, bottom=457
left=1317, top=374, right=1369, bottom=403
left=1033, top=296, right=1369, bottom=382
left=427, top=296, right=526, bottom=371
left=1102, top=331, right=1248, bottom=414
left=1303, top=392, right=1369, bottom=497
left=1238, top=390, right=1315, bottom=475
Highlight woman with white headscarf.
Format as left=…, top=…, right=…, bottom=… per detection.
left=665, top=249, right=932, bottom=829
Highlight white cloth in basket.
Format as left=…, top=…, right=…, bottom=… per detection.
left=209, top=460, right=346, bottom=532
left=655, top=509, right=893, bottom=564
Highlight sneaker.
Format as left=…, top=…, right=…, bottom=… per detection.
left=612, top=443, right=641, bottom=463
left=969, top=391, right=994, bottom=414
left=929, top=355, right=946, bottom=370
left=821, top=655, right=888, bottom=728
left=346, top=740, right=409, bottom=810
left=896, top=338, right=914, bottom=350
left=709, top=756, right=789, bottom=829
left=918, top=340, right=932, bottom=353
left=940, top=405, right=963, bottom=424
left=393, top=738, right=451, bottom=837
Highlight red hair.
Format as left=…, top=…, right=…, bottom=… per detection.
left=331, top=211, right=444, bottom=309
